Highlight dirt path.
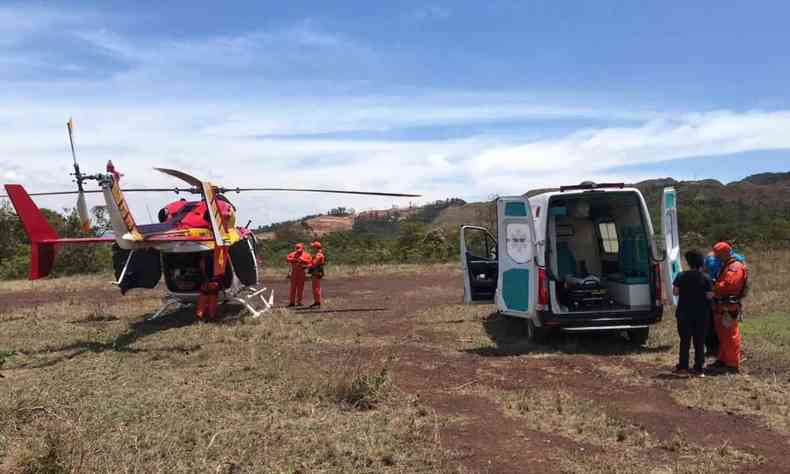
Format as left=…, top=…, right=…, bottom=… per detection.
left=279, top=273, right=790, bottom=473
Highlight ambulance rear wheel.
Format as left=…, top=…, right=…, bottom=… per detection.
left=527, top=319, right=548, bottom=343
left=627, top=327, right=650, bottom=346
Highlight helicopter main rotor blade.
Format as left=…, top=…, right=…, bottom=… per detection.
left=151, top=168, right=418, bottom=197
left=2, top=185, right=419, bottom=199
left=221, top=187, right=420, bottom=197
left=0, top=188, right=198, bottom=198
left=154, top=168, right=203, bottom=187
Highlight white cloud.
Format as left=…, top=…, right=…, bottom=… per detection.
left=1, top=5, right=788, bottom=226
left=197, top=97, right=654, bottom=138
left=468, top=110, right=790, bottom=180
left=70, top=21, right=376, bottom=84
left=2, top=104, right=789, bottom=225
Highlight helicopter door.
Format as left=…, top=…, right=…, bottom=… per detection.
left=460, top=225, right=498, bottom=304
left=112, top=245, right=162, bottom=294
left=496, top=196, right=538, bottom=317
left=661, top=187, right=681, bottom=306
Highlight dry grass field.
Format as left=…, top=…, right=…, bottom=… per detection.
left=0, top=250, right=788, bottom=473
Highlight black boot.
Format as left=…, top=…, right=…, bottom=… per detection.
left=309, top=302, right=321, bottom=309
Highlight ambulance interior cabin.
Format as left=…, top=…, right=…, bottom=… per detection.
left=547, top=192, right=651, bottom=313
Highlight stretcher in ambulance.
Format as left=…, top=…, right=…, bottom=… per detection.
left=460, top=183, right=680, bottom=344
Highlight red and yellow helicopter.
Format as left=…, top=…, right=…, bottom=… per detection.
left=1, top=119, right=418, bottom=321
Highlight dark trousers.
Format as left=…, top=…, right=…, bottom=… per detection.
left=705, top=308, right=719, bottom=355
left=677, top=314, right=707, bottom=371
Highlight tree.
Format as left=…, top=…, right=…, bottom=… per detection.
left=91, top=205, right=112, bottom=234
left=51, top=209, right=112, bottom=276
left=328, top=207, right=353, bottom=216
left=397, top=222, right=425, bottom=262
left=421, top=228, right=452, bottom=261
left=0, top=201, right=28, bottom=278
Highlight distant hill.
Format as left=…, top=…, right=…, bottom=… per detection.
left=636, top=173, right=790, bottom=217
left=741, top=172, right=790, bottom=186
left=257, top=172, right=790, bottom=247
left=256, top=199, right=465, bottom=240
left=430, top=172, right=790, bottom=246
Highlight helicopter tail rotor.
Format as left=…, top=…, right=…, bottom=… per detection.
left=76, top=190, right=90, bottom=232
left=67, top=118, right=92, bottom=232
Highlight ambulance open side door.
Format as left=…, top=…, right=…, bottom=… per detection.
left=460, top=225, right=498, bottom=304
left=661, top=187, right=681, bottom=306
left=495, top=196, right=538, bottom=318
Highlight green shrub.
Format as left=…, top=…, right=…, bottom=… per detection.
left=0, top=350, right=15, bottom=371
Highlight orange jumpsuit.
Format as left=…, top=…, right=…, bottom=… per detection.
left=713, top=258, right=747, bottom=369
left=309, top=249, right=325, bottom=305
left=287, top=247, right=312, bottom=305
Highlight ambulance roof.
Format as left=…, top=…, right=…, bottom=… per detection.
left=528, top=185, right=642, bottom=201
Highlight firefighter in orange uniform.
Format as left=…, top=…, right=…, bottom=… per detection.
left=308, top=241, right=325, bottom=308
left=286, top=243, right=312, bottom=307
left=710, top=242, right=748, bottom=373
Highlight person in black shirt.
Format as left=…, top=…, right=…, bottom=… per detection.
left=672, top=250, right=714, bottom=376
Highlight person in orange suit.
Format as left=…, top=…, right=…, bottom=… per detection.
left=286, top=243, right=312, bottom=307
left=709, top=241, right=748, bottom=373
left=308, top=240, right=325, bottom=308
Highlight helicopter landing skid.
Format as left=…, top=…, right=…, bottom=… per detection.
left=147, top=296, right=189, bottom=322
left=229, top=286, right=274, bottom=318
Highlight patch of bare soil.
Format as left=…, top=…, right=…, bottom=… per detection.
left=285, top=272, right=788, bottom=472
left=0, top=286, right=126, bottom=314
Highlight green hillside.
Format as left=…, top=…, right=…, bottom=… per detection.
left=432, top=173, right=790, bottom=248
left=1, top=173, right=788, bottom=278
left=256, top=172, right=789, bottom=267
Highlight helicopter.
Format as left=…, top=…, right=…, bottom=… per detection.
left=1, top=119, right=419, bottom=321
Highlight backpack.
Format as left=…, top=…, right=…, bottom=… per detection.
left=309, top=251, right=326, bottom=278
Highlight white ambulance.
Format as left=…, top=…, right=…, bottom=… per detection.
left=460, top=182, right=680, bottom=344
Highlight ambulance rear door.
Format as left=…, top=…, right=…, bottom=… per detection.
left=495, top=196, right=538, bottom=317
left=661, top=187, right=681, bottom=306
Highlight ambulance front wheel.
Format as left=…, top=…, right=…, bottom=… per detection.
left=627, top=327, right=650, bottom=346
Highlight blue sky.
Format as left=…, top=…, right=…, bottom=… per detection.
left=1, top=1, right=788, bottom=224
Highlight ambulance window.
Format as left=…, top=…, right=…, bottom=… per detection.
left=464, top=229, right=495, bottom=259
left=599, top=222, right=619, bottom=254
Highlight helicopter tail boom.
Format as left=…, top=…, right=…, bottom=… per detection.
left=3, top=184, right=113, bottom=279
